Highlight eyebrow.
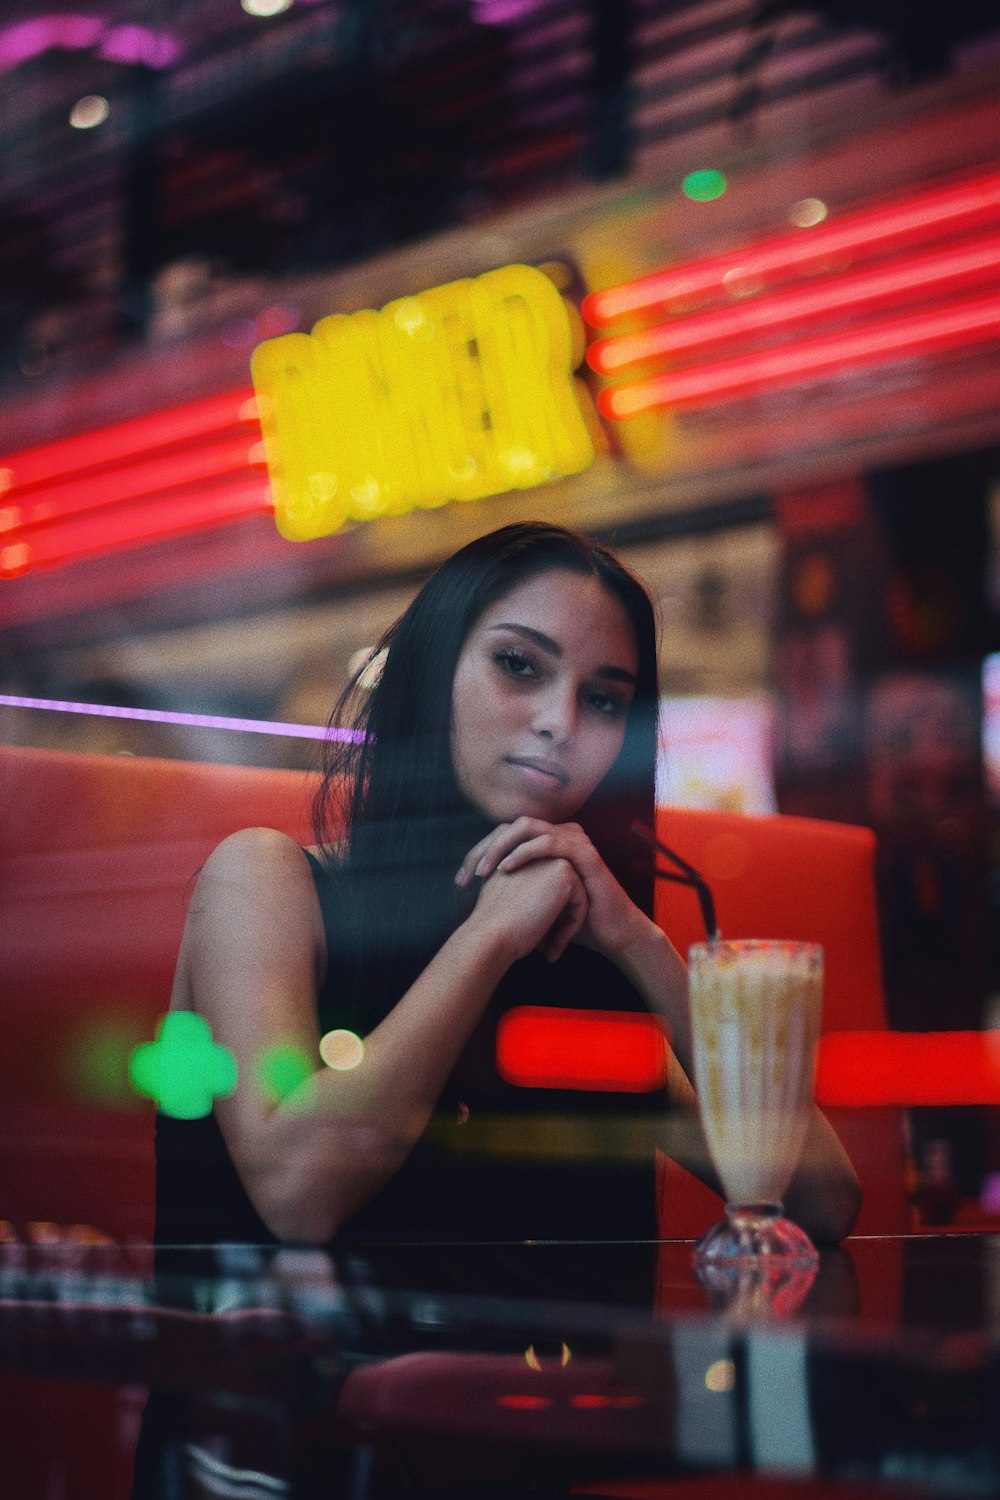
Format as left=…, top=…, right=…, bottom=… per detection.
left=487, top=623, right=638, bottom=685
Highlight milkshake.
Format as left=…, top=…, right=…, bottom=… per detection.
left=688, top=939, right=823, bottom=1266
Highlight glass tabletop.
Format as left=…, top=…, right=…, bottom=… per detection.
left=1, top=1233, right=998, bottom=1498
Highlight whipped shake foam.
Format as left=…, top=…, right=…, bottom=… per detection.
left=688, top=940, right=823, bottom=1207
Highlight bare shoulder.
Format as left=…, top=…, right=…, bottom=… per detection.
left=174, top=827, right=325, bottom=1008
left=200, top=825, right=315, bottom=879
left=190, top=827, right=323, bottom=931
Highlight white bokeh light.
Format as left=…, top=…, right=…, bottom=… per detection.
left=69, top=95, right=110, bottom=130
left=241, top=0, right=293, bottom=16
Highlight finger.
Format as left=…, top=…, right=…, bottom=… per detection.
left=501, top=828, right=598, bottom=882
left=542, top=925, right=573, bottom=963
left=541, top=883, right=589, bottom=963
left=454, top=824, right=512, bottom=886
left=496, top=834, right=559, bottom=873
left=543, top=910, right=583, bottom=963
left=456, top=819, right=555, bottom=885
left=498, top=821, right=591, bottom=874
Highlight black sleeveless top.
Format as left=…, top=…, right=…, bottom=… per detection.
left=154, top=851, right=665, bottom=1247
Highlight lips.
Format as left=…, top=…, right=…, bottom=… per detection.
left=504, top=756, right=570, bottom=787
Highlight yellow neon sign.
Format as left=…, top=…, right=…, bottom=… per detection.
left=251, top=264, right=595, bottom=540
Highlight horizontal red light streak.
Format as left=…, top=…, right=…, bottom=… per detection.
left=0, top=388, right=270, bottom=575
left=600, top=292, right=1000, bottom=418
left=3, top=390, right=258, bottom=492
left=496, top=1007, right=669, bottom=1093
left=816, top=1031, right=1000, bottom=1107
left=494, top=1019, right=1000, bottom=1106
left=4, top=436, right=265, bottom=533
left=587, top=232, right=1000, bottom=374
left=582, top=166, right=1000, bottom=325
left=1, top=476, right=272, bottom=576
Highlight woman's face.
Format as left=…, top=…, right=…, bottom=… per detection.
left=450, top=569, right=640, bottom=825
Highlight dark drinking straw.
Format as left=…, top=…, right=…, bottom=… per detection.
left=631, top=822, right=719, bottom=942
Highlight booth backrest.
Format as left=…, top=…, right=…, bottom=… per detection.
left=0, top=744, right=907, bottom=1243
left=0, top=744, right=314, bottom=1241
left=654, top=806, right=885, bottom=1030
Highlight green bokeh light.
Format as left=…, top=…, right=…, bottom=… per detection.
left=258, top=1043, right=313, bottom=1103
left=65, top=1014, right=148, bottom=1108
left=682, top=169, right=727, bottom=202
left=129, top=1011, right=237, bottom=1119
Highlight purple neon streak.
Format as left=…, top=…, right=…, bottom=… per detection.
left=0, top=17, right=103, bottom=68
left=0, top=17, right=180, bottom=72
left=0, top=694, right=364, bottom=743
left=99, top=25, right=181, bottom=68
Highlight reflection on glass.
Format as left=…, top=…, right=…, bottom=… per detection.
left=696, top=1257, right=819, bottom=1319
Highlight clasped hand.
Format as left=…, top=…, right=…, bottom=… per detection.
left=455, top=818, right=647, bottom=964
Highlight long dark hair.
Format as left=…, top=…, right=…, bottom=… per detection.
left=314, top=523, right=658, bottom=975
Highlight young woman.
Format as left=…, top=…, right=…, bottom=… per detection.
left=155, top=521, right=860, bottom=1249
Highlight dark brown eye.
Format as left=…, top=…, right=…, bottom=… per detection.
left=495, top=649, right=536, bottom=678
left=586, top=688, right=627, bottom=718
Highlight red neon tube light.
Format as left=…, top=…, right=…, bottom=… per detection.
left=587, top=232, right=1000, bottom=374
left=492, top=1020, right=1000, bottom=1105
left=496, top=1007, right=669, bottom=1093
left=816, top=1032, right=1000, bottom=1107
left=6, top=435, right=266, bottom=532
left=1, top=476, right=271, bottom=576
left=3, top=388, right=257, bottom=492
left=582, top=166, right=1000, bottom=326
left=599, top=291, right=1000, bottom=418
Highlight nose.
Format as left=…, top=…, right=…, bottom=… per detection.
left=532, top=682, right=576, bottom=745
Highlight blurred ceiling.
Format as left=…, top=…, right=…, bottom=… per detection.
left=2, top=0, right=996, bottom=442
left=3, top=0, right=997, bottom=393
left=1, top=0, right=999, bottom=655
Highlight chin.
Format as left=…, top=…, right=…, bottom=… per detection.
left=466, top=774, right=585, bottom=827
left=504, top=793, right=578, bottom=825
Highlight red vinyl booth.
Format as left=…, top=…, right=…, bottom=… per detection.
left=0, top=742, right=906, bottom=1243
left=0, top=743, right=909, bottom=1500
left=0, top=744, right=313, bottom=1241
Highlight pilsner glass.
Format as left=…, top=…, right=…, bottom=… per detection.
left=688, top=939, right=823, bottom=1267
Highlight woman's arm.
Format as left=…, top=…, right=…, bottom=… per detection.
left=173, top=826, right=590, bottom=1244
